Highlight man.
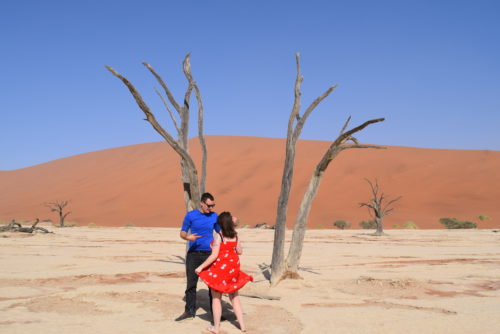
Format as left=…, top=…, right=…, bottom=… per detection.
left=175, top=192, right=220, bottom=321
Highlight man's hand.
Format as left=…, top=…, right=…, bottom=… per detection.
left=195, top=266, right=202, bottom=274
left=185, top=233, right=201, bottom=241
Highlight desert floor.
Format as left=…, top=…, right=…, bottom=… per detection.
left=1, top=226, right=499, bottom=334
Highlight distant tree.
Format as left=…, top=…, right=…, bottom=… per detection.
left=359, top=179, right=401, bottom=235
left=106, top=54, right=207, bottom=211
left=45, top=201, right=71, bottom=227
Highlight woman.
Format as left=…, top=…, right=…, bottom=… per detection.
left=195, top=212, right=253, bottom=333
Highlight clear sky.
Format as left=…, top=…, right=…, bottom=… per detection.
left=1, top=0, right=499, bottom=170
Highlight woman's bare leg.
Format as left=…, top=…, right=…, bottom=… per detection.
left=209, top=290, right=222, bottom=333
left=229, top=291, right=246, bottom=331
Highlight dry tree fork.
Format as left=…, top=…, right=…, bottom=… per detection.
left=270, top=53, right=385, bottom=285
left=359, top=178, right=402, bottom=236
left=45, top=201, right=71, bottom=227
left=105, top=54, right=207, bottom=211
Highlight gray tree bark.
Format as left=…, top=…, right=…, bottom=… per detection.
left=270, top=53, right=337, bottom=285
left=285, top=118, right=385, bottom=275
left=106, top=54, right=207, bottom=211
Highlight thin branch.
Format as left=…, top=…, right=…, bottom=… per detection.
left=339, top=116, right=352, bottom=136
left=381, top=196, right=402, bottom=215
left=183, top=54, right=208, bottom=194
left=105, top=65, right=195, bottom=166
left=155, top=88, right=180, bottom=135
left=315, top=119, right=386, bottom=172
left=293, top=84, right=338, bottom=141
left=240, top=293, right=281, bottom=301
left=142, top=62, right=182, bottom=114
left=288, top=53, right=303, bottom=145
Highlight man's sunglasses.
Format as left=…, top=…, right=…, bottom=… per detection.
left=204, top=202, right=216, bottom=208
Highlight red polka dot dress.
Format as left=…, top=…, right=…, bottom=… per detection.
left=198, top=233, right=253, bottom=293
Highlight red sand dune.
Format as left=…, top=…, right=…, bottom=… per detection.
left=1, top=136, right=499, bottom=229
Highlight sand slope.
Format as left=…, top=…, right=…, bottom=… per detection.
left=1, top=136, right=499, bottom=228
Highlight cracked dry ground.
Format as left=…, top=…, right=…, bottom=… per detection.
left=1, top=227, right=499, bottom=333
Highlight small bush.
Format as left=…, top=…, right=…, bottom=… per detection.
left=478, top=214, right=491, bottom=221
left=359, top=220, right=377, bottom=229
left=439, top=217, right=477, bottom=229
left=87, top=222, right=99, bottom=228
left=124, top=222, right=135, bottom=228
left=333, top=220, right=351, bottom=230
left=392, top=224, right=400, bottom=228
left=403, top=221, right=418, bottom=229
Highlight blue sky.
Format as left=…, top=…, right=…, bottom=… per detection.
left=1, top=0, right=499, bottom=170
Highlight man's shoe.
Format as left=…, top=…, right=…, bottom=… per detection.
left=175, top=312, right=195, bottom=321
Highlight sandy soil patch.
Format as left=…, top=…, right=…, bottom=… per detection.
left=1, top=227, right=499, bottom=333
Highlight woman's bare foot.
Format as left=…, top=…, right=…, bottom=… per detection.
left=206, top=325, right=219, bottom=334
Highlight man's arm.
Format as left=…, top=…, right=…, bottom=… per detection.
left=180, top=230, right=201, bottom=241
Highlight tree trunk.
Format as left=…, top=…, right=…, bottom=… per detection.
left=286, top=169, right=323, bottom=272
left=180, top=159, right=195, bottom=211
left=270, top=142, right=296, bottom=284
left=374, top=216, right=384, bottom=235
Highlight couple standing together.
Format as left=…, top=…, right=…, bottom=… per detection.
left=175, top=192, right=253, bottom=333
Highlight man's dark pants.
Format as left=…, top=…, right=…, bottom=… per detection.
left=185, top=250, right=213, bottom=315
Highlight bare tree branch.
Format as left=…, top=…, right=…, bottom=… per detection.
left=142, top=62, right=182, bottom=114
left=293, top=84, right=338, bottom=141
left=104, top=65, right=195, bottom=166
left=183, top=54, right=208, bottom=194
left=155, top=88, right=180, bottom=135
left=285, top=123, right=385, bottom=276
left=339, top=116, right=352, bottom=136
left=106, top=56, right=206, bottom=211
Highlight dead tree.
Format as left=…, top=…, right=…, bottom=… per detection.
left=105, top=54, right=207, bottom=211
left=0, top=219, right=51, bottom=233
left=45, top=201, right=71, bottom=227
left=270, top=53, right=385, bottom=284
left=270, top=53, right=338, bottom=285
left=359, top=179, right=402, bottom=235
left=284, top=118, right=385, bottom=278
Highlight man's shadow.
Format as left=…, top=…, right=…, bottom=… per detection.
left=196, top=288, right=238, bottom=326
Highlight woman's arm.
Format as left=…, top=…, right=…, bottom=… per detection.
left=236, top=239, right=243, bottom=255
left=195, top=235, right=221, bottom=274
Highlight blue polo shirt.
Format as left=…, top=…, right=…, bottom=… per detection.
left=181, top=209, right=220, bottom=252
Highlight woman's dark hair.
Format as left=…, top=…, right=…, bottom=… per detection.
left=217, top=211, right=237, bottom=239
